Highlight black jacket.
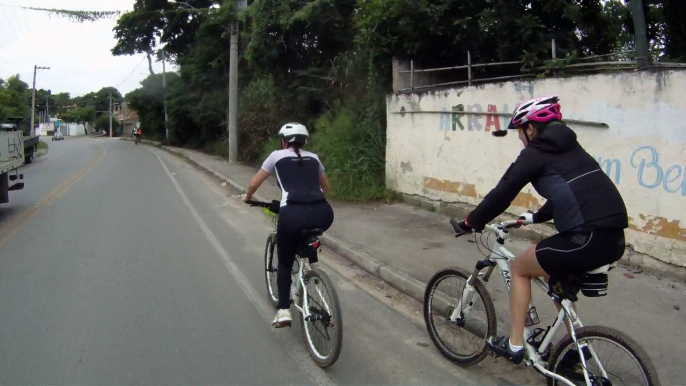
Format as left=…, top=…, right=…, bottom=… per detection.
left=468, top=123, right=628, bottom=233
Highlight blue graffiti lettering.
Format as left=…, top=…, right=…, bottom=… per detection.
left=630, top=145, right=686, bottom=195
left=630, top=146, right=663, bottom=189
left=663, top=165, right=683, bottom=194
left=439, top=106, right=451, bottom=131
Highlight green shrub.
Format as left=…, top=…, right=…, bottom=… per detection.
left=311, top=94, right=389, bottom=201
left=260, top=137, right=282, bottom=162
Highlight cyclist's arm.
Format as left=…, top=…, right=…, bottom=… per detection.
left=246, top=169, right=270, bottom=200
left=534, top=200, right=553, bottom=223
left=467, top=148, right=544, bottom=231
left=320, top=172, right=331, bottom=194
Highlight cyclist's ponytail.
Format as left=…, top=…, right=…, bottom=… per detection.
left=290, top=143, right=304, bottom=165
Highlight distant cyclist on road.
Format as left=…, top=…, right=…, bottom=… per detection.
left=451, top=96, right=628, bottom=364
left=242, top=123, right=334, bottom=328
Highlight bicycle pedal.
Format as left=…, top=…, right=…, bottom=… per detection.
left=486, top=347, right=500, bottom=358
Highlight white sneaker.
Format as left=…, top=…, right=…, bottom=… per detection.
left=272, top=309, right=292, bottom=328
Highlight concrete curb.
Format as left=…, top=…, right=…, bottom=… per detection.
left=157, top=145, right=432, bottom=304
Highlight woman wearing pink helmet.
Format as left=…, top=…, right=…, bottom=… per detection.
left=452, top=96, right=628, bottom=365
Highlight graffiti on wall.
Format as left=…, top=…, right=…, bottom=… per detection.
left=559, top=146, right=686, bottom=196
left=439, top=103, right=510, bottom=132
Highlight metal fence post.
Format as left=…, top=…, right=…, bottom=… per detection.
left=467, top=51, right=472, bottom=86
left=410, top=60, right=414, bottom=91
left=552, top=39, right=557, bottom=59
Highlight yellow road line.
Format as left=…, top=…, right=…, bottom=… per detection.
left=0, top=145, right=106, bottom=248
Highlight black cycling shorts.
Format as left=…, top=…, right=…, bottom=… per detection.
left=535, top=229, right=625, bottom=276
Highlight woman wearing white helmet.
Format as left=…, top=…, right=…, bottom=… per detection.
left=452, top=96, right=628, bottom=366
left=243, top=122, right=333, bottom=328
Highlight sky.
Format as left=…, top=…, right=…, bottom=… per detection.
left=0, top=0, right=174, bottom=97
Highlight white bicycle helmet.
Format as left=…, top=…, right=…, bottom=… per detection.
left=278, top=122, right=309, bottom=144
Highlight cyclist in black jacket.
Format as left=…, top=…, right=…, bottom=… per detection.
left=452, top=96, right=628, bottom=364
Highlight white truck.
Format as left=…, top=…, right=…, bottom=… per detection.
left=0, top=130, right=25, bottom=204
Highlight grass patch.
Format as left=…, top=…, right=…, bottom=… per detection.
left=202, top=139, right=230, bottom=159
left=260, top=137, right=281, bottom=162
left=311, top=94, right=392, bottom=201
left=37, top=141, right=48, bottom=151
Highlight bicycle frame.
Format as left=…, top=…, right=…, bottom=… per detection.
left=450, top=223, right=609, bottom=386
left=270, top=232, right=333, bottom=324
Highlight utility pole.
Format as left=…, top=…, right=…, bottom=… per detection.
left=162, top=48, right=169, bottom=141
left=109, top=92, right=113, bottom=138
left=630, top=0, right=650, bottom=69
left=227, top=12, right=238, bottom=162
left=46, top=90, right=50, bottom=124
left=124, top=101, right=127, bottom=136
left=227, top=0, right=246, bottom=162
left=30, top=65, right=50, bottom=137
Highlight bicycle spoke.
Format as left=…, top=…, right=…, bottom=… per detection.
left=303, top=274, right=337, bottom=359
left=555, top=335, right=653, bottom=386
left=430, top=275, right=489, bottom=355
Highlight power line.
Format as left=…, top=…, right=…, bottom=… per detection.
left=116, top=56, right=147, bottom=89
left=0, top=64, right=13, bottom=76
left=16, top=0, right=32, bottom=31
left=8, top=0, right=46, bottom=64
left=0, top=6, right=40, bottom=64
left=0, top=56, right=17, bottom=74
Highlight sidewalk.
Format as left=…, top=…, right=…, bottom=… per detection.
left=162, top=145, right=684, bottom=384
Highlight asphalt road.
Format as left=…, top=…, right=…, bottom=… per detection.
left=0, top=137, right=511, bottom=385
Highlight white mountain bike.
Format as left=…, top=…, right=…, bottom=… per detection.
left=424, top=219, right=660, bottom=386
left=246, top=200, right=343, bottom=368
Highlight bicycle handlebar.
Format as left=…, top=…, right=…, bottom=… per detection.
left=245, top=199, right=281, bottom=214
left=486, top=220, right=523, bottom=232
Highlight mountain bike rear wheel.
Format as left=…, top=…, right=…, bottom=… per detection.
left=299, top=268, right=343, bottom=368
left=547, top=325, right=660, bottom=386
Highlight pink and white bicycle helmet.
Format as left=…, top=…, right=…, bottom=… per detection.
left=507, top=95, right=562, bottom=130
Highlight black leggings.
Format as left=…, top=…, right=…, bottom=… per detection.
left=276, top=202, right=334, bottom=309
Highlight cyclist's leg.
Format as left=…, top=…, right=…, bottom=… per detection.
left=509, top=246, right=547, bottom=346
left=299, top=202, right=334, bottom=264
left=544, top=229, right=625, bottom=332
left=276, top=208, right=300, bottom=310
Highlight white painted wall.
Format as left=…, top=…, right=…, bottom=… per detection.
left=387, top=70, right=686, bottom=267
left=37, top=122, right=92, bottom=136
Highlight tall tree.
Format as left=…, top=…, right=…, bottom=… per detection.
left=0, top=75, right=30, bottom=128
left=112, top=0, right=219, bottom=61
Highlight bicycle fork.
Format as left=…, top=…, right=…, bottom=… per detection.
left=449, top=280, right=478, bottom=323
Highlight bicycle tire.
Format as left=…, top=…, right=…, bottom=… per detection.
left=424, top=267, right=497, bottom=366
left=299, top=268, right=343, bottom=368
left=263, top=234, right=279, bottom=308
left=547, top=325, right=661, bottom=386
